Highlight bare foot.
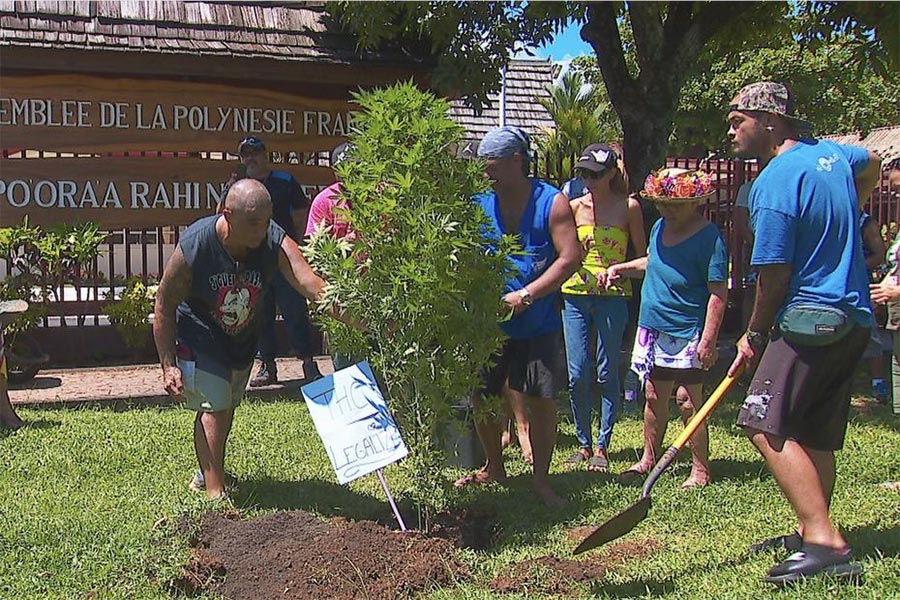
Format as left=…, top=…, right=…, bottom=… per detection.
left=522, top=452, right=533, bottom=465
left=534, top=483, right=567, bottom=509
left=681, top=471, right=711, bottom=489
left=454, top=469, right=506, bottom=488
left=616, top=461, right=652, bottom=484
left=878, top=481, right=900, bottom=491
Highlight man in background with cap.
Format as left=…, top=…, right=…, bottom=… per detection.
left=0, top=299, right=29, bottom=430
left=454, top=125, right=579, bottom=508
left=235, top=136, right=322, bottom=387
left=726, top=81, right=882, bottom=585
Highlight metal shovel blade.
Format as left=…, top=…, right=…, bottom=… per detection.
left=572, top=495, right=652, bottom=555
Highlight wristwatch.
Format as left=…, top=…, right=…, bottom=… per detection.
left=518, top=288, right=533, bottom=307
left=745, top=329, right=768, bottom=350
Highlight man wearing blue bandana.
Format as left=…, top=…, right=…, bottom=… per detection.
left=454, top=125, right=580, bottom=508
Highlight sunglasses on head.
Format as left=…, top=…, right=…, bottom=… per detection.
left=577, top=168, right=604, bottom=180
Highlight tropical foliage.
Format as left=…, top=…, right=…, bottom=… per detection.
left=329, top=1, right=898, bottom=191
left=533, top=68, right=620, bottom=187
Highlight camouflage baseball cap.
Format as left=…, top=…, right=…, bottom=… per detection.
left=729, top=81, right=813, bottom=132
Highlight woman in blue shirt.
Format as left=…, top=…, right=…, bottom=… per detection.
left=606, top=169, right=728, bottom=488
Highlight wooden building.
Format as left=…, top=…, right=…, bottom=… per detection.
left=0, top=0, right=430, bottom=362
left=0, top=0, right=428, bottom=229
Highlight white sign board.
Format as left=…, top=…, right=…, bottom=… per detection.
left=301, top=361, right=408, bottom=484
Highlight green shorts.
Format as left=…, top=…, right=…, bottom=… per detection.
left=176, top=344, right=251, bottom=413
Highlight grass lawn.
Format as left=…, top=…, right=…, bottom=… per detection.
left=1, top=378, right=899, bottom=599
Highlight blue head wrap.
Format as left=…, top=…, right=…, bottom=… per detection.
left=477, top=126, right=530, bottom=158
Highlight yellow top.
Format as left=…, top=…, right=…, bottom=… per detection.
left=561, top=223, right=632, bottom=296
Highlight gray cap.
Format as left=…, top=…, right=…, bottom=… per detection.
left=331, top=142, right=351, bottom=166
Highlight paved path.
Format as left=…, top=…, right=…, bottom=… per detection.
left=8, top=356, right=335, bottom=409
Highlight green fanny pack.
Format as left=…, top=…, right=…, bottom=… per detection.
left=778, top=303, right=853, bottom=347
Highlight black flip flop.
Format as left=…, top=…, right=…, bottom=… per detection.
left=764, top=542, right=862, bottom=586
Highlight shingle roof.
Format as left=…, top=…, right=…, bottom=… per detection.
left=822, top=124, right=900, bottom=165
left=0, top=0, right=404, bottom=64
left=449, top=58, right=556, bottom=153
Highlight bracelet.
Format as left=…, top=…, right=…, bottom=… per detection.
left=745, top=329, right=768, bottom=349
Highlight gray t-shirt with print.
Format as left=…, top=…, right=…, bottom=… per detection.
left=175, top=215, right=285, bottom=369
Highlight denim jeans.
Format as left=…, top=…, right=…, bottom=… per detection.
left=562, top=294, right=629, bottom=450
left=257, top=271, right=313, bottom=360
left=892, top=330, right=900, bottom=415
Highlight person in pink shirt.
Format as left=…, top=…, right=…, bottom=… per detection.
left=306, top=143, right=354, bottom=241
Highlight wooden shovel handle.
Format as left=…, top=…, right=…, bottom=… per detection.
left=639, top=371, right=739, bottom=499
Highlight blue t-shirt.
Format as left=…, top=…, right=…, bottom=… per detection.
left=639, top=219, right=728, bottom=339
left=750, top=139, right=872, bottom=326
left=476, top=179, right=561, bottom=339
left=264, top=170, right=308, bottom=240
left=176, top=215, right=286, bottom=368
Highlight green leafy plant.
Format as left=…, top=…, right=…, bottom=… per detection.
left=0, top=219, right=49, bottom=334
left=105, top=278, right=156, bottom=350
left=0, top=219, right=106, bottom=331
left=304, top=80, right=518, bottom=528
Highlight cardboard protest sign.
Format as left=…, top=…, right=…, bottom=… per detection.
left=301, top=361, right=408, bottom=484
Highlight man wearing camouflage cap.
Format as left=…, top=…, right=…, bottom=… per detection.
left=726, top=81, right=882, bottom=585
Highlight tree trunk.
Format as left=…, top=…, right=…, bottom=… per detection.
left=580, top=1, right=755, bottom=202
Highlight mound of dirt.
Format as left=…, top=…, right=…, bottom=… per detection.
left=490, top=537, right=663, bottom=596
left=174, top=510, right=470, bottom=600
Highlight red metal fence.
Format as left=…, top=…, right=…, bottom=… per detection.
left=2, top=155, right=897, bottom=364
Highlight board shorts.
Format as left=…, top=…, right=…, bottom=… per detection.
left=175, top=342, right=252, bottom=413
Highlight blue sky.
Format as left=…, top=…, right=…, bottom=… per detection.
left=530, top=20, right=593, bottom=62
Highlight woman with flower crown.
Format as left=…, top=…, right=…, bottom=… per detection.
left=560, top=144, right=646, bottom=472
left=605, top=168, right=728, bottom=488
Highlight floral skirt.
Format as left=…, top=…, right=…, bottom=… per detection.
left=629, top=326, right=702, bottom=387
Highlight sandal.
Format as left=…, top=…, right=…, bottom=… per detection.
left=764, top=542, right=862, bottom=586
left=588, top=449, right=609, bottom=472
left=749, top=531, right=802, bottom=555
left=564, top=448, right=591, bottom=467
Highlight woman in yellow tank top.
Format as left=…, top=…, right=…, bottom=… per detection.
left=561, top=144, right=646, bottom=471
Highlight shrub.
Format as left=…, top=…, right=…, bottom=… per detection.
left=303, top=81, right=518, bottom=527
left=105, top=278, right=156, bottom=350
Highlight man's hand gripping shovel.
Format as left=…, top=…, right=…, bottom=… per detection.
left=572, top=368, right=742, bottom=555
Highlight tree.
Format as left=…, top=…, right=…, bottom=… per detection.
left=328, top=1, right=897, bottom=191
left=303, top=81, right=517, bottom=528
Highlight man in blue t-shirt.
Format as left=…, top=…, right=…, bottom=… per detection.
left=234, top=136, right=321, bottom=388
left=154, top=179, right=329, bottom=500
left=453, top=126, right=580, bottom=508
left=726, top=81, right=882, bottom=586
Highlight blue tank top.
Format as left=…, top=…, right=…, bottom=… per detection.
left=476, top=179, right=561, bottom=339
left=176, top=215, right=285, bottom=368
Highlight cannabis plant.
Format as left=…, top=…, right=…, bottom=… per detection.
left=304, top=81, right=517, bottom=527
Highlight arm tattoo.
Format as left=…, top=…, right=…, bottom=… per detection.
left=153, top=246, right=192, bottom=368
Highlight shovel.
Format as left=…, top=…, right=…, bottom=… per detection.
left=572, top=371, right=739, bottom=555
